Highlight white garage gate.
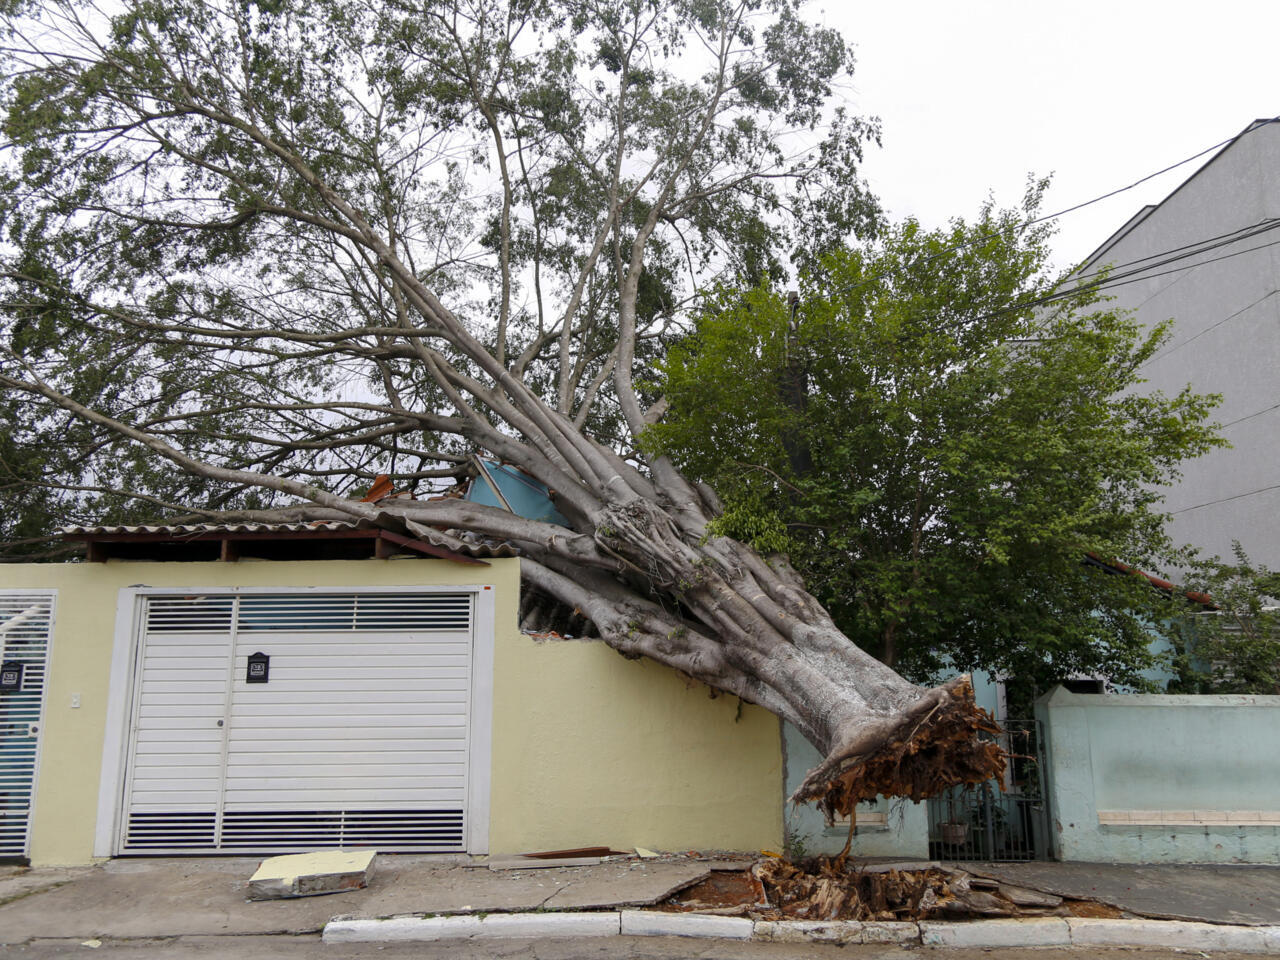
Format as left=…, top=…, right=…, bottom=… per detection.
left=116, top=588, right=491, bottom=854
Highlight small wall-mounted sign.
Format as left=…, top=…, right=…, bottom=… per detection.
left=246, top=652, right=270, bottom=684
left=0, top=661, right=23, bottom=692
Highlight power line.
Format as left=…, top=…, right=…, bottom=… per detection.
left=1025, top=117, right=1278, bottom=231
left=1220, top=400, right=1280, bottom=431
left=1062, top=217, right=1280, bottom=292
left=987, top=220, right=1280, bottom=319
left=821, top=117, right=1280, bottom=301
left=1169, top=483, right=1280, bottom=516
left=1148, top=288, right=1280, bottom=366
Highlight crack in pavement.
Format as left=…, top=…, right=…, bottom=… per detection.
left=538, top=880, right=570, bottom=910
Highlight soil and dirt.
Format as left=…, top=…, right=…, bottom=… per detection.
left=657, top=856, right=1126, bottom=922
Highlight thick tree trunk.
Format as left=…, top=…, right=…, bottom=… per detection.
left=0, top=0, right=1005, bottom=812
left=222, top=457, right=1005, bottom=815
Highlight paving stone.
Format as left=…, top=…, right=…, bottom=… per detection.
left=247, top=851, right=376, bottom=900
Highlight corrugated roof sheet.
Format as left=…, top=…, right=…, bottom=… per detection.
left=63, top=521, right=373, bottom=535
left=61, top=520, right=523, bottom=559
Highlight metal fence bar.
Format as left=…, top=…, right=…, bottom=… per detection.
left=926, top=719, right=1051, bottom=861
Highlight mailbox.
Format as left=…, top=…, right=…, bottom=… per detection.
left=0, top=661, right=22, bottom=692
left=246, top=652, right=270, bottom=684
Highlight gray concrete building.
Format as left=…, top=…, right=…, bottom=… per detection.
left=1076, top=118, right=1280, bottom=568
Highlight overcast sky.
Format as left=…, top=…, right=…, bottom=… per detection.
left=818, top=1, right=1279, bottom=272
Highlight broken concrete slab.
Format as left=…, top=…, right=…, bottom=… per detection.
left=247, top=850, right=377, bottom=900
left=997, top=882, right=1063, bottom=909
left=539, top=861, right=711, bottom=911
left=0, top=856, right=722, bottom=942
left=859, top=860, right=943, bottom=875
left=961, top=861, right=1280, bottom=926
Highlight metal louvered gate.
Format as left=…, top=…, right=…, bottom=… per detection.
left=0, top=593, right=54, bottom=861
left=121, top=591, right=475, bottom=854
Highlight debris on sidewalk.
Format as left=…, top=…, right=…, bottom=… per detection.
left=487, top=845, right=633, bottom=870
left=634, top=847, right=660, bottom=859
left=750, top=857, right=1077, bottom=921
left=653, top=857, right=1083, bottom=922
left=246, top=850, right=377, bottom=900
left=522, top=846, right=628, bottom=859
left=487, top=854, right=602, bottom=870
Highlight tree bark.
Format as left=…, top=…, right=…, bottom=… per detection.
left=0, top=0, right=1005, bottom=812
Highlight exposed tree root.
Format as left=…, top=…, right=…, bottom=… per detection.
left=752, top=859, right=1065, bottom=921
left=791, top=676, right=1005, bottom=819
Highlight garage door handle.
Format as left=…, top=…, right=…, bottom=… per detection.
left=217, top=720, right=224, bottom=727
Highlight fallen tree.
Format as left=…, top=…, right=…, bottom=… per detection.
left=0, top=0, right=1003, bottom=808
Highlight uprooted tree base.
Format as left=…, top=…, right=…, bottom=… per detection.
left=794, top=677, right=1007, bottom=821
left=750, top=859, right=1075, bottom=921
left=658, top=857, right=1102, bottom=921
left=659, top=859, right=1102, bottom=922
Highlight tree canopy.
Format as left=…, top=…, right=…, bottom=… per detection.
left=1167, top=545, right=1280, bottom=695
left=0, top=0, right=880, bottom=549
left=647, top=192, right=1225, bottom=689
left=0, top=0, right=1004, bottom=811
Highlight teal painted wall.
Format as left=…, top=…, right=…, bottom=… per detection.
left=781, top=721, right=928, bottom=858
left=1036, top=687, right=1280, bottom=863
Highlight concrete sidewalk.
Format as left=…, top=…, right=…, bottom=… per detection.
left=0, top=856, right=711, bottom=942
left=3, top=855, right=1280, bottom=946
left=963, top=862, right=1280, bottom=926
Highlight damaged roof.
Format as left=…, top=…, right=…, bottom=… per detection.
left=62, top=519, right=519, bottom=564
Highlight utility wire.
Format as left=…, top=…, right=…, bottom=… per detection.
left=1025, top=117, right=1279, bottom=233
left=981, top=220, right=1280, bottom=320
left=1170, top=483, right=1280, bottom=516
left=1220, top=400, right=1280, bottom=431
left=1148, top=288, right=1280, bottom=366
left=1062, top=217, right=1280, bottom=291
left=820, top=117, right=1280, bottom=302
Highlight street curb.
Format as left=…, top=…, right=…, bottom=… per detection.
left=323, top=912, right=620, bottom=943
left=921, top=918, right=1070, bottom=947
left=322, top=911, right=1280, bottom=951
left=620, top=910, right=753, bottom=939
left=1066, top=918, right=1278, bottom=953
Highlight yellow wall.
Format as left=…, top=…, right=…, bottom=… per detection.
left=489, top=634, right=783, bottom=854
left=5, top=557, right=782, bottom=864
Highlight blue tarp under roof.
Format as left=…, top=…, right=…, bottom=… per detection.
left=466, top=458, right=572, bottom=528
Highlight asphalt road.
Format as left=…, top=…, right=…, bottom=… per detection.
left=0, top=937, right=1272, bottom=959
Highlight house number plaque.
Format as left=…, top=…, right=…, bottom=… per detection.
left=0, top=661, right=22, bottom=691
left=246, top=652, right=270, bottom=684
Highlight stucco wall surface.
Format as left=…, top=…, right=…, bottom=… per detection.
left=489, top=636, right=783, bottom=855
left=6, top=558, right=782, bottom=865
left=1036, top=687, right=1280, bottom=863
